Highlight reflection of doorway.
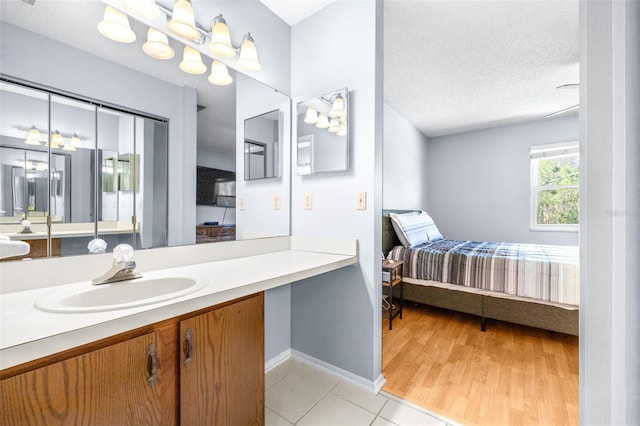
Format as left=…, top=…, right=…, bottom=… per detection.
left=296, top=135, right=313, bottom=175
left=244, top=140, right=267, bottom=180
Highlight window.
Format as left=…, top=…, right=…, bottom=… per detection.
left=530, top=142, right=579, bottom=230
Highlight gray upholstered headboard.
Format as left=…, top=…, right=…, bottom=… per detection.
left=382, top=209, right=418, bottom=255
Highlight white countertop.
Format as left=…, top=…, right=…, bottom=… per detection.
left=0, top=247, right=357, bottom=370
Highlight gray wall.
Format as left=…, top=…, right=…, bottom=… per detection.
left=382, top=103, right=429, bottom=210
left=290, top=0, right=383, bottom=383
left=426, top=115, right=579, bottom=246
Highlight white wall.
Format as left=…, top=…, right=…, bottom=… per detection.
left=382, top=103, right=429, bottom=210
left=581, top=0, right=640, bottom=423
left=290, top=0, right=383, bottom=384
left=426, top=115, right=579, bottom=246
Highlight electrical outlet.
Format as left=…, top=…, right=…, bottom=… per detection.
left=238, top=197, right=246, bottom=211
left=273, top=194, right=281, bottom=210
left=356, top=192, right=367, bottom=210
left=303, top=193, right=313, bottom=210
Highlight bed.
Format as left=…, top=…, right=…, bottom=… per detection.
left=383, top=210, right=579, bottom=335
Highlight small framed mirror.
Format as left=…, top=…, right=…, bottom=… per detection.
left=243, top=109, right=282, bottom=180
left=296, top=88, right=348, bottom=175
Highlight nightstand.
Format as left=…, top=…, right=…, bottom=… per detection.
left=382, top=259, right=404, bottom=330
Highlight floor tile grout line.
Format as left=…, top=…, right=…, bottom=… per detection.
left=379, top=390, right=463, bottom=426
left=329, top=383, right=390, bottom=417
left=290, top=378, right=342, bottom=424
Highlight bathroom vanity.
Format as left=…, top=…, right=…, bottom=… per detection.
left=0, top=237, right=357, bottom=425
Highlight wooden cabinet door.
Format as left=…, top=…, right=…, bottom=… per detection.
left=1, top=332, right=163, bottom=425
left=180, top=293, right=264, bottom=426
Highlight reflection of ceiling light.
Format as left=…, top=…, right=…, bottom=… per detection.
left=143, top=28, right=175, bottom=60
left=97, top=5, right=136, bottom=43
left=316, top=113, right=329, bottom=129
left=24, top=125, right=41, bottom=145
left=329, top=93, right=345, bottom=118
left=208, top=14, right=235, bottom=58
left=121, top=0, right=160, bottom=19
left=70, top=133, right=82, bottom=148
left=167, top=0, right=200, bottom=41
left=62, top=143, right=77, bottom=152
left=304, top=107, right=319, bottom=124
left=208, top=60, right=233, bottom=86
left=179, top=46, right=206, bottom=74
left=236, top=33, right=262, bottom=72
left=35, top=162, right=48, bottom=171
left=328, top=118, right=340, bottom=133
left=49, top=130, right=64, bottom=149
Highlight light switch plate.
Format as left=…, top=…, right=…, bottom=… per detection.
left=273, top=194, right=281, bottom=210
left=238, top=197, right=246, bottom=211
left=304, top=193, right=313, bottom=210
left=356, top=192, right=367, bottom=210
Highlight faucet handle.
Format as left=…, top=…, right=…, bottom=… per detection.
left=113, top=243, right=134, bottom=262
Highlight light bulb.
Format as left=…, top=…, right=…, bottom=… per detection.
left=143, top=28, right=175, bottom=60
left=304, top=107, right=318, bottom=124
left=316, top=113, right=329, bottom=129
left=24, top=125, right=41, bottom=145
left=208, top=15, right=235, bottom=58
left=179, top=45, right=206, bottom=74
left=167, top=0, right=200, bottom=40
left=121, top=0, right=160, bottom=18
left=208, top=60, right=233, bottom=86
left=236, top=33, right=261, bottom=72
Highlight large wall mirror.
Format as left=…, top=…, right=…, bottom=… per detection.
left=296, top=88, right=349, bottom=175
left=0, top=0, right=291, bottom=260
left=0, top=79, right=169, bottom=259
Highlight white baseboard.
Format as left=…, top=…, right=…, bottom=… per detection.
left=265, top=348, right=292, bottom=373
left=290, top=349, right=387, bottom=394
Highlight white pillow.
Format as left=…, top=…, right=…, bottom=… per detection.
left=389, top=211, right=443, bottom=247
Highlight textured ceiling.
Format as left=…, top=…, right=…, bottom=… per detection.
left=384, top=0, right=579, bottom=137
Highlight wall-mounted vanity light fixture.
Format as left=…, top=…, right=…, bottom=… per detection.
left=301, top=91, right=348, bottom=136
left=100, top=0, right=262, bottom=88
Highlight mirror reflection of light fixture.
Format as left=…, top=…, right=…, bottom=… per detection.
left=304, top=107, right=319, bottom=124
left=62, top=142, right=77, bottom=152
left=179, top=45, right=206, bottom=74
left=316, top=113, right=329, bottom=129
left=97, top=5, right=136, bottom=43
left=121, top=0, right=161, bottom=19
left=329, top=93, right=345, bottom=118
left=167, top=0, right=200, bottom=41
left=35, top=162, right=48, bottom=171
left=70, top=133, right=82, bottom=149
left=143, top=28, right=175, bottom=60
left=337, top=124, right=347, bottom=137
left=208, top=14, right=235, bottom=58
left=236, top=33, right=262, bottom=72
left=208, top=60, right=233, bottom=86
left=328, top=118, right=340, bottom=133
left=49, top=130, right=64, bottom=149
left=24, top=125, right=41, bottom=146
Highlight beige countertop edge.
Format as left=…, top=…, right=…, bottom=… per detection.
left=0, top=251, right=356, bottom=371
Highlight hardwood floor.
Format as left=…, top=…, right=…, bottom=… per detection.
left=382, top=302, right=579, bottom=426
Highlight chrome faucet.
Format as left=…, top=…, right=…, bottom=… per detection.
left=92, top=243, right=142, bottom=285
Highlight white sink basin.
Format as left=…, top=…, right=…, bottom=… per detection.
left=34, top=277, right=208, bottom=313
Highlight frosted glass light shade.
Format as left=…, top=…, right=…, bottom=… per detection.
left=71, top=133, right=82, bottom=148
left=337, top=124, right=347, bottom=136
left=179, top=46, right=206, bottom=74
left=329, top=93, right=345, bottom=118
left=208, top=15, right=235, bottom=58
left=121, top=0, right=160, bottom=18
left=167, top=0, right=200, bottom=40
left=35, top=162, right=48, bottom=171
left=62, top=143, right=77, bottom=152
left=208, top=60, right=233, bottom=86
left=143, top=28, right=175, bottom=60
left=328, top=118, right=340, bottom=133
left=49, top=131, right=64, bottom=149
left=316, top=113, right=329, bottom=129
left=97, top=5, right=136, bottom=43
left=236, top=34, right=261, bottom=72
left=24, top=126, right=41, bottom=145
left=304, top=107, right=318, bottom=124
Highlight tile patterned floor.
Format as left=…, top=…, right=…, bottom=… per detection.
left=266, top=358, right=460, bottom=426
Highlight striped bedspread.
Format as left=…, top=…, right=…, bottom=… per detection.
left=388, top=240, right=579, bottom=306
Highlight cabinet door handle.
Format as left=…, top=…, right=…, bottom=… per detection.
left=184, top=328, right=193, bottom=368
left=147, top=343, right=158, bottom=386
